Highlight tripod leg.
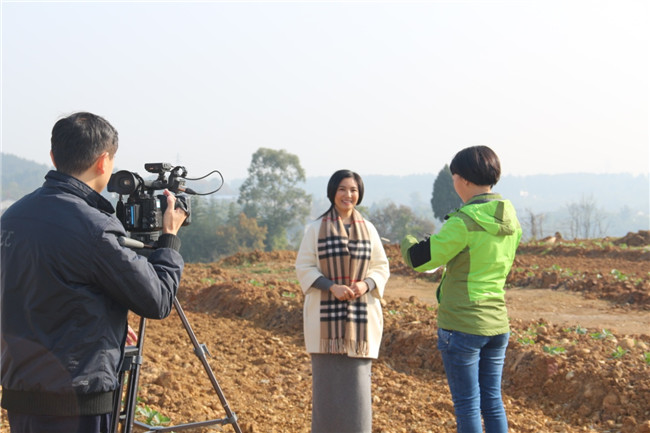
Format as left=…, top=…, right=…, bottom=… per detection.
left=112, top=300, right=243, bottom=433
left=173, top=298, right=243, bottom=433
left=110, top=364, right=126, bottom=433
left=111, top=317, right=147, bottom=433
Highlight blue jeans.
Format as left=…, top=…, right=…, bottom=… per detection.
left=437, top=328, right=509, bottom=433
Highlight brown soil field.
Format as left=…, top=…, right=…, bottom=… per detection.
left=2, top=231, right=649, bottom=433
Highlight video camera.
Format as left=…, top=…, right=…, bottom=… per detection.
left=108, top=163, right=193, bottom=236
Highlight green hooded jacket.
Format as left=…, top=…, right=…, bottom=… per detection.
left=401, top=193, right=522, bottom=335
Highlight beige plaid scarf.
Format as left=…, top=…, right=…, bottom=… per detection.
left=317, top=208, right=372, bottom=356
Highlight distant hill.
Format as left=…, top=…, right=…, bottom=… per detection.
left=207, top=172, right=650, bottom=238
left=2, top=153, right=648, bottom=237
left=297, top=173, right=648, bottom=215
left=1, top=153, right=52, bottom=201
left=0, top=153, right=238, bottom=204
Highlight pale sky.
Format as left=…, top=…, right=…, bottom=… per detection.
left=1, top=0, right=648, bottom=183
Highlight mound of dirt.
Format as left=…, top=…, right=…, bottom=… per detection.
left=509, top=233, right=650, bottom=310
left=1, top=233, right=649, bottom=433
left=144, top=238, right=650, bottom=433
left=613, top=230, right=650, bottom=247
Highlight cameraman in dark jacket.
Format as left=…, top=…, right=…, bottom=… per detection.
left=0, top=112, right=187, bottom=433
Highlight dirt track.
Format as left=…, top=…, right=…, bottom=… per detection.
left=1, top=233, right=649, bottom=433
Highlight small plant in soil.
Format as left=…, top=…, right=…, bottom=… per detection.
left=136, top=405, right=171, bottom=427
left=610, top=269, right=629, bottom=281
left=517, top=336, right=535, bottom=345
left=565, top=325, right=588, bottom=335
left=611, top=346, right=629, bottom=359
left=543, top=345, right=566, bottom=355
left=590, top=329, right=614, bottom=340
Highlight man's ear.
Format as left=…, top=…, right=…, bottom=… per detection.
left=95, top=152, right=110, bottom=174
left=50, top=150, right=57, bottom=168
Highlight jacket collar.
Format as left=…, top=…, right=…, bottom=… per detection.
left=444, top=193, right=502, bottom=220
left=45, top=170, right=115, bottom=214
left=464, top=192, right=502, bottom=206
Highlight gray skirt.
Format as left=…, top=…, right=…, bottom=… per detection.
left=311, top=353, right=373, bottom=433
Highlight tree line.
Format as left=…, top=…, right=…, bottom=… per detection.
left=177, top=148, right=617, bottom=263
left=1, top=151, right=624, bottom=261
left=177, top=148, right=462, bottom=263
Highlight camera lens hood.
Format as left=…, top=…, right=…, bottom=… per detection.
left=108, top=170, right=141, bottom=195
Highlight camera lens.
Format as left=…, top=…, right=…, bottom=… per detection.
left=108, top=171, right=140, bottom=195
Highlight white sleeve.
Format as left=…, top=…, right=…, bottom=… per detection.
left=364, top=220, right=390, bottom=299
left=295, top=221, right=323, bottom=295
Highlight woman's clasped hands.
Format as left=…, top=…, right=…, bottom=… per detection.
left=330, top=281, right=369, bottom=301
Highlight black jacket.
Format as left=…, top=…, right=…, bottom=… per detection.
left=0, top=170, right=184, bottom=415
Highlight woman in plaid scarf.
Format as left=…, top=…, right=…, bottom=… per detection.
left=296, top=169, right=390, bottom=433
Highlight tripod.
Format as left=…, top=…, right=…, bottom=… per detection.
left=110, top=297, right=243, bottom=433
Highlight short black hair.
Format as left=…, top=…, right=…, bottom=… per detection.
left=51, top=112, right=118, bottom=175
left=319, top=169, right=364, bottom=218
left=449, top=145, right=501, bottom=187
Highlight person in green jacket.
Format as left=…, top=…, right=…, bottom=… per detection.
left=401, top=146, right=521, bottom=433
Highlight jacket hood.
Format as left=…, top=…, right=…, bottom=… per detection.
left=457, top=193, right=519, bottom=236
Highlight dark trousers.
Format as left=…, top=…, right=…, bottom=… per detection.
left=7, top=411, right=112, bottom=433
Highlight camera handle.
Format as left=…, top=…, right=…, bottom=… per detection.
left=111, top=297, right=242, bottom=433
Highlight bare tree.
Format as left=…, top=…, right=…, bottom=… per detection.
left=566, top=195, right=608, bottom=239
left=522, top=208, right=546, bottom=240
